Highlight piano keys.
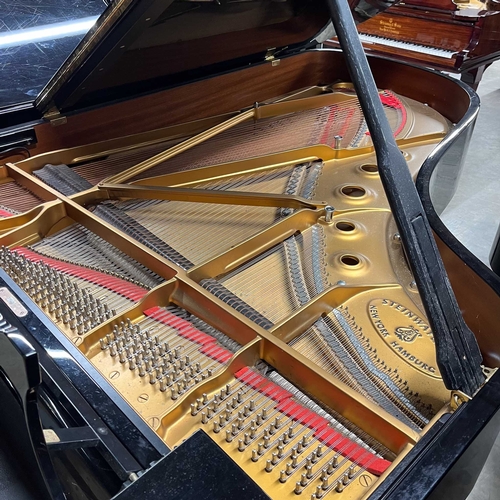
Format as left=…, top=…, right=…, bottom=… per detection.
left=325, top=0, right=500, bottom=88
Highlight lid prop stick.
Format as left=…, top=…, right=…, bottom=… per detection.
left=326, top=0, right=484, bottom=395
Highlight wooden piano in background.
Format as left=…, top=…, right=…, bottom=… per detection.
left=326, top=0, right=500, bottom=88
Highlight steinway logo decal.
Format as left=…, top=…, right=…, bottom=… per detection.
left=394, top=326, right=421, bottom=343
left=369, top=299, right=440, bottom=379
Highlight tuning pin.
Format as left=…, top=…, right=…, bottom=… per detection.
left=322, top=475, right=329, bottom=491
left=306, top=465, right=313, bottom=479
left=238, top=439, right=245, bottom=452
left=348, top=465, right=355, bottom=479
left=336, top=481, right=344, bottom=493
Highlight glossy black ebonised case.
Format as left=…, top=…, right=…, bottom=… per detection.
left=1, top=1, right=500, bottom=499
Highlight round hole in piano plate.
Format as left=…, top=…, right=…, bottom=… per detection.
left=360, top=164, right=378, bottom=173
left=336, top=221, right=356, bottom=232
left=340, top=255, right=361, bottom=267
left=341, top=185, right=366, bottom=198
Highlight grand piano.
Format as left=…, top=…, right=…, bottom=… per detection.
left=326, top=0, right=500, bottom=88
left=1, top=1, right=500, bottom=499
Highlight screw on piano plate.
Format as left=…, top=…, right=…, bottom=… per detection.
left=137, top=393, right=149, bottom=403
left=334, top=135, right=342, bottom=149
left=324, top=205, right=335, bottom=223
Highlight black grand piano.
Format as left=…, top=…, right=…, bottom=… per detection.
left=1, top=1, right=500, bottom=499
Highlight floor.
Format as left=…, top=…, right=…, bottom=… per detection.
left=442, top=63, right=500, bottom=500
left=442, top=63, right=500, bottom=266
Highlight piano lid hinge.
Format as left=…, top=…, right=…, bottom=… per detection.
left=450, top=366, right=497, bottom=409
left=265, top=47, right=281, bottom=67
left=44, top=107, right=67, bottom=127
left=450, top=390, right=471, bottom=410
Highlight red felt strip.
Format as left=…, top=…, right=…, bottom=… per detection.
left=318, top=428, right=390, bottom=475
left=201, top=344, right=233, bottom=363
left=144, top=306, right=218, bottom=346
left=0, top=209, right=13, bottom=217
left=144, top=306, right=234, bottom=365
left=380, top=91, right=407, bottom=137
left=240, top=368, right=390, bottom=476
left=12, top=247, right=147, bottom=301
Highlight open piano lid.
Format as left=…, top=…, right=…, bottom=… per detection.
left=35, top=0, right=329, bottom=115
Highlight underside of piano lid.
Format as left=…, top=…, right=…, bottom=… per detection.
left=0, top=1, right=499, bottom=499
